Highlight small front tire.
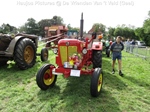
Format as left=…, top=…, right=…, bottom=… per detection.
left=90, top=68, right=103, bottom=97
left=36, top=64, right=57, bottom=90
left=41, top=48, right=48, bottom=61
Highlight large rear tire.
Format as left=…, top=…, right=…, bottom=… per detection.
left=92, top=50, right=102, bottom=69
left=14, top=38, right=36, bottom=70
left=36, top=64, right=57, bottom=90
left=0, top=60, right=7, bottom=66
left=90, top=68, right=103, bottom=97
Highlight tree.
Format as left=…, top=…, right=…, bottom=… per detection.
left=67, top=24, right=72, bottom=30
left=113, top=25, right=136, bottom=40
left=108, top=27, right=115, bottom=39
left=50, top=16, right=64, bottom=25
left=143, top=19, right=150, bottom=34
left=38, top=19, right=51, bottom=37
left=25, top=18, right=39, bottom=35
left=114, top=27, right=123, bottom=37
left=134, top=11, right=150, bottom=46
left=142, top=15, right=150, bottom=45
left=67, top=24, right=79, bottom=31
left=18, top=18, right=39, bottom=35
left=38, top=16, right=64, bottom=37
left=92, top=23, right=106, bottom=34
left=135, top=27, right=145, bottom=40
left=0, top=23, right=18, bottom=34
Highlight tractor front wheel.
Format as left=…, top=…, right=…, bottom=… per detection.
left=41, top=48, right=48, bottom=61
left=90, top=68, right=103, bottom=97
left=36, top=64, right=57, bottom=90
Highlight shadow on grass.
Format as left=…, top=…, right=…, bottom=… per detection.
left=0, top=60, right=47, bottom=84
left=123, top=75, right=150, bottom=90
left=36, top=75, right=122, bottom=112
left=61, top=75, right=121, bottom=112
left=102, top=56, right=127, bottom=91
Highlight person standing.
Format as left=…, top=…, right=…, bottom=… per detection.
left=130, top=39, right=135, bottom=53
left=125, top=39, right=130, bottom=52
left=110, top=36, right=124, bottom=76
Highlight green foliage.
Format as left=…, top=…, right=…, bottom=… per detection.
left=135, top=11, right=150, bottom=46
left=134, top=27, right=145, bottom=41
left=51, top=16, right=64, bottom=25
left=18, top=16, right=64, bottom=36
left=18, top=18, right=39, bottom=35
left=38, top=16, right=64, bottom=37
left=108, top=27, right=115, bottom=37
left=143, top=19, right=150, bottom=34
left=67, top=24, right=79, bottom=32
left=113, top=26, right=136, bottom=40
left=92, top=23, right=106, bottom=33
left=0, top=23, right=17, bottom=34
left=38, top=19, right=51, bottom=37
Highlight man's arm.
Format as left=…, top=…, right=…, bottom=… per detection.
left=110, top=42, right=115, bottom=51
left=121, top=42, right=124, bottom=51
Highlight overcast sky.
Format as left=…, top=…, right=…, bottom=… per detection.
left=0, top=0, right=150, bottom=32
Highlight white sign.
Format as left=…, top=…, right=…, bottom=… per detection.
left=70, top=70, right=80, bottom=77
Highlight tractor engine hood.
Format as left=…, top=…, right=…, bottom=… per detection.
left=58, top=39, right=84, bottom=53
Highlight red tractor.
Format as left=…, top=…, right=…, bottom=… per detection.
left=36, top=13, right=103, bottom=97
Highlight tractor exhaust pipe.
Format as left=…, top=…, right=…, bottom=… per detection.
left=80, top=12, right=84, bottom=38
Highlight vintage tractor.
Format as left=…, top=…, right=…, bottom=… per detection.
left=0, top=33, right=48, bottom=69
left=44, top=25, right=68, bottom=48
left=36, top=13, right=103, bottom=97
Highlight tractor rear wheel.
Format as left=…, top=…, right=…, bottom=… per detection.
left=41, top=48, right=48, bottom=61
left=0, top=60, right=8, bottom=66
left=92, top=50, right=102, bottom=69
left=90, top=68, right=103, bottom=97
left=36, top=64, right=57, bottom=90
left=14, top=38, right=36, bottom=70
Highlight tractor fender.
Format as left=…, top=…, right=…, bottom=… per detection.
left=6, top=36, right=37, bottom=55
left=92, top=42, right=103, bottom=50
left=6, top=36, right=25, bottom=55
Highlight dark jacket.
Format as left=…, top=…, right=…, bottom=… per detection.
left=110, top=42, right=124, bottom=52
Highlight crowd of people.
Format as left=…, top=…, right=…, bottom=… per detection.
left=125, top=39, right=136, bottom=53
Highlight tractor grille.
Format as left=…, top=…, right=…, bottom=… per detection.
left=59, top=46, right=77, bottom=64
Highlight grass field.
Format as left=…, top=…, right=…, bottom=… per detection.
left=0, top=50, right=150, bottom=112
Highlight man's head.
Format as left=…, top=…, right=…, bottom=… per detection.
left=116, top=36, right=122, bottom=43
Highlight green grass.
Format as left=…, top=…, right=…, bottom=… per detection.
left=0, top=50, right=150, bottom=112
left=125, top=46, right=150, bottom=57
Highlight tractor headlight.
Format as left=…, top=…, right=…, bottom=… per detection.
left=82, top=48, right=87, bottom=54
left=53, top=48, right=58, bottom=54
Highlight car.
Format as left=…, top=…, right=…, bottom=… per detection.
left=135, top=41, right=146, bottom=48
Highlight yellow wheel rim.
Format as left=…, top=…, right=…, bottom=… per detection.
left=97, top=73, right=102, bottom=92
left=43, top=69, right=55, bottom=85
left=24, top=45, right=34, bottom=64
